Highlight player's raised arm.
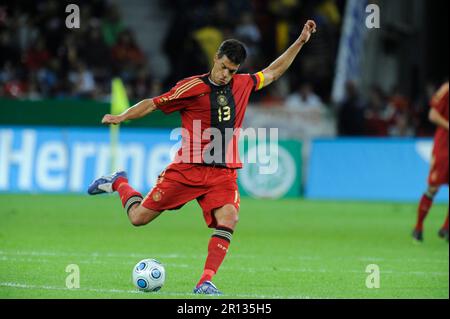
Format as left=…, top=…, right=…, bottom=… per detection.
left=102, top=98, right=157, bottom=125
left=259, top=20, right=316, bottom=89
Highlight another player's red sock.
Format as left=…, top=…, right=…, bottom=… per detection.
left=197, top=226, right=233, bottom=287
left=112, top=177, right=143, bottom=214
left=441, top=212, right=449, bottom=230
left=415, top=193, right=433, bottom=231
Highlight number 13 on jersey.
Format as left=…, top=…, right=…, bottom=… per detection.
left=218, top=106, right=231, bottom=122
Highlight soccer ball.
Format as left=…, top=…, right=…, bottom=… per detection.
left=132, top=258, right=165, bottom=292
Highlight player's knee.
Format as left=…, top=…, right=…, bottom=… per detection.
left=226, top=211, right=239, bottom=227
left=129, top=206, right=161, bottom=227
left=217, top=205, right=239, bottom=228
left=130, top=214, right=145, bottom=227
left=231, top=209, right=239, bottom=225
left=128, top=206, right=146, bottom=227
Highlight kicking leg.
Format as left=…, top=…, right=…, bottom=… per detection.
left=127, top=204, right=162, bottom=227
left=194, top=204, right=238, bottom=294
left=112, top=175, right=163, bottom=226
left=87, top=171, right=162, bottom=226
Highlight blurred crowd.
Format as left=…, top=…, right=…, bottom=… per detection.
left=0, top=0, right=149, bottom=101
left=336, top=80, right=437, bottom=137
left=0, top=0, right=440, bottom=137
left=0, top=0, right=343, bottom=101
left=162, top=0, right=343, bottom=104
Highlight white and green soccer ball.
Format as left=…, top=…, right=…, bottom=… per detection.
left=132, top=259, right=165, bottom=292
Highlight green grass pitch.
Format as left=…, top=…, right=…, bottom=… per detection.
left=0, top=194, right=448, bottom=299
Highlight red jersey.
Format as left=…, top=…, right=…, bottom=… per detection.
left=152, top=72, right=265, bottom=169
left=430, top=82, right=449, bottom=156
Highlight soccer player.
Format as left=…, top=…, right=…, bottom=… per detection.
left=88, top=20, right=317, bottom=294
left=413, top=81, right=449, bottom=243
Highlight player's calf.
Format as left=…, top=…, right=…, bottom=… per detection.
left=127, top=205, right=162, bottom=227
left=88, top=170, right=162, bottom=227
left=413, top=186, right=439, bottom=237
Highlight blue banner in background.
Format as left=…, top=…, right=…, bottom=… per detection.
left=0, top=127, right=303, bottom=199
left=0, top=126, right=176, bottom=194
left=306, top=138, right=448, bottom=203
left=2, top=128, right=448, bottom=203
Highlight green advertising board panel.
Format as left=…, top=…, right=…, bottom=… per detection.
left=238, top=139, right=302, bottom=199
left=0, top=98, right=180, bottom=128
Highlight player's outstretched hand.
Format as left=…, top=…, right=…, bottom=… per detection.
left=102, top=114, right=123, bottom=125
left=299, top=20, right=317, bottom=45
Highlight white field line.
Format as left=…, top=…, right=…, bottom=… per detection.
left=0, top=255, right=190, bottom=268
left=0, top=250, right=188, bottom=259
left=0, top=255, right=447, bottom=276
left=0, top=282, right=313, bottom=299
left=0, top=250, right=447, bottom=265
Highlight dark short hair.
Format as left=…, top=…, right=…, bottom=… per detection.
left=217, top=39, right=247, bottom=65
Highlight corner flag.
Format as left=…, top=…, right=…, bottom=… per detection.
left=111, top=77, right=130, bottom=116
left=110, top=77, right=129, bottom=171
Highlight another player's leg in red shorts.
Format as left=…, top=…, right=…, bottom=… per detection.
left=413, top=153, right=449, bottom=242
left=413, top=186, right=439, bottom=242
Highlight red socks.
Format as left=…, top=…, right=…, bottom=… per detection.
left=415, top=194, right=433, bottom=232
left=197, top=226, right=233, bottom=287
left=112, top=177, right=143, bottom=214
left=415, top=192, right=449, bottom=233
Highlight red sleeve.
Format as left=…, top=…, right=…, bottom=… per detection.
left=152, top=77, right=204, bottom=114
left=237, top=72, right=265, bottom=93
left=430, top=82, right=449, bottom=115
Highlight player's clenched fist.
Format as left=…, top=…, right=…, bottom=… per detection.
left=102, top=114, right=123, bottom=125
left=298, top=20, right=317, bottom=45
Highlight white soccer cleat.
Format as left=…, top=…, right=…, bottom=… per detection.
left=87, top=171, right=127, bottom=195
left=193, top=281, right=222, bottom=295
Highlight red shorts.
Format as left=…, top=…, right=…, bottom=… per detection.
left=142, top=163, right=240, bottom=228
left=428, top=150, right=449, bottom=186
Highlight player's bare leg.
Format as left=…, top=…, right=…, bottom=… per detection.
left=127, top=204, right=162, bottom=226
left=194, top=204, right=238, bottom=295
left=88, top=170, right=162, bottom=226
left=213, top=204, right=239, bottom=230
left=413, top=185, right=439, bottom=242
